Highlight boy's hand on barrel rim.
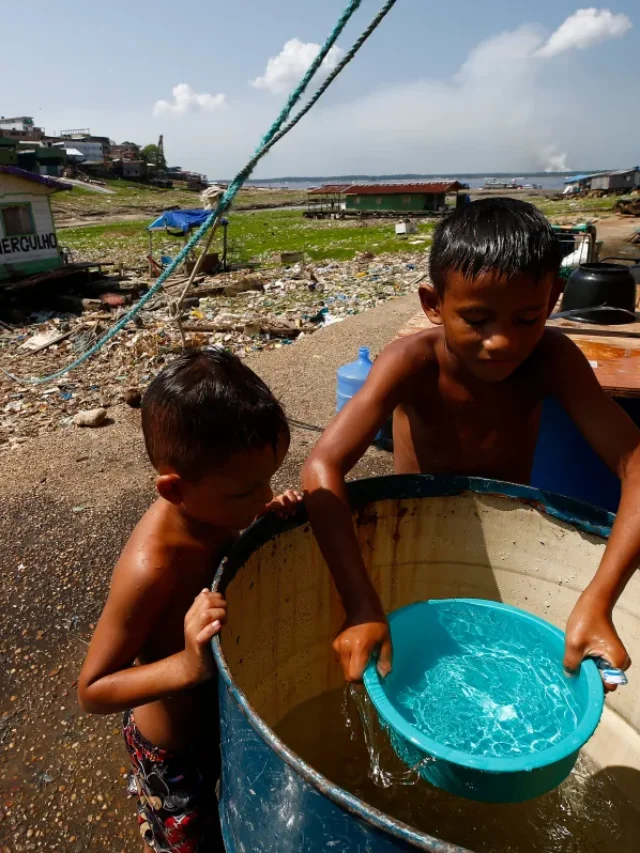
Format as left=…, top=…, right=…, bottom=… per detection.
left=260, top=489, right=303, bottom=519
left=181, top=589, right=228, bottom=685
left=564, top=590, right=630, bottom=692
left=333, top=616, right=393, bottom=683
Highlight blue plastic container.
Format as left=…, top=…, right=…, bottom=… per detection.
left=336, top=346, right=374, bottom=413
left=336, top=346, right=388, bottom=443
left=531, top=397, right=621, bottom=512
left=364, top=598, right=604, bottom=804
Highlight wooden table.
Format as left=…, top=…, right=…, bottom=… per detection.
left=397, top=312, right=640, bottom=399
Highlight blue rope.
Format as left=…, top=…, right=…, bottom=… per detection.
left=264, top=1, right=397, bottom=155
left=18, top=0, right=395, bottom=385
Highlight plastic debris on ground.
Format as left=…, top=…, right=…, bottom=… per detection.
left=0, top=252, right=427, bottom=449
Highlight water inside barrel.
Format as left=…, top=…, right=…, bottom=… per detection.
left=274, top=687, right=639, bottom=853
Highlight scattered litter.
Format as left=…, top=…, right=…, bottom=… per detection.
left=0, top=252, right=427, bottom=448
left=395, top=219, right=417, bottom=237
left=616, top=195, right=640, bottom=217
left=280, top=251, right=305, bottom=265
left=320, top=312, right=344, bottom=327
left=20, top=330, right=63, bottom=352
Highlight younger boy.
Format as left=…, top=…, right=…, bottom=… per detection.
left=302, top=198, right=640, bottom=685
left=78, top=349, right=300, bottom=852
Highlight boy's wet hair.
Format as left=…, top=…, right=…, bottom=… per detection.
left=142, top=349, right=289, bottom=479
left=429, top=197, right=563, bottom=296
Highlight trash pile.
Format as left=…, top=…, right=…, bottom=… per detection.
left=0, top=252, right=427, bottom=449
left=615, top=191, right=640, bottom=218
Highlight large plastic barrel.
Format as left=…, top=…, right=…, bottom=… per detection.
left=531, top=398, right=621, bottom=512
left=213, top=476, right=640, bottom=852
left=531, top=396, right=640, bottom=513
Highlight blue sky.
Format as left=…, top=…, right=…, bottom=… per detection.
left=2, top=1, right=637, bottom=177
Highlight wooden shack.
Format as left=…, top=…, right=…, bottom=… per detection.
left=0, top=165, right=71, bottom=283
left=590, top=168, right=640, bottom=193
left=344, top=181, right=466, bottom=215
left=306, top=183, right=350, bottom=217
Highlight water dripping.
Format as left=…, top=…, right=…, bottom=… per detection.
left=343, top=684, right=433, bottom=789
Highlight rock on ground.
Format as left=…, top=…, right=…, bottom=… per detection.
left=74, top=408, right=108, bottom=428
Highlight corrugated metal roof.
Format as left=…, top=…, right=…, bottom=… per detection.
left=564, top=174, right=594, bottom=183
left=0, top=165, right=71, bottom=193
left=308, top=184, right=352, bottom=195
left=344, top=182, right=464, bottom=195
left=567, top=167, right=640, bottom=183
left=606, top=167, right=640, bottom=176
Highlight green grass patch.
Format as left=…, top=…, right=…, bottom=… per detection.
left=536, top=195, right=617, bottom=219
left=227, top=211, right=434, bottom=262
left=61, top=210, right=435, bottom=266
left=52, top=180, right=307, bottom=219
left=58, top=192, right=620, bottom=271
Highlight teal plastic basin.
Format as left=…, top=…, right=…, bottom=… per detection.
left=364, top=599, right=604, bottom=803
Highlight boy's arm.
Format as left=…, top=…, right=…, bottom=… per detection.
left=544, top=332, right=640, bottom=679
left=302, top=341, right=415, bottom=682
left=78, top=557, right=226, bottom=714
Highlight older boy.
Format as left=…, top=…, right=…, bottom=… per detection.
left=303, top=198, right=640, bottom=685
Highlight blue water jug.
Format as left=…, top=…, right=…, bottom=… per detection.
left=336, top=347, right=373, bottom=413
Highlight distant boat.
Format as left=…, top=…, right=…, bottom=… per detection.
left=481, top=178, right=541, bottom=191
left=481, top=178, right=512, bottom=190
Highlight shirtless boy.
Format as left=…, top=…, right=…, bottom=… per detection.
left=302, top=198, right=640, bottom=686
left=78, top=349, right=299, bottom=852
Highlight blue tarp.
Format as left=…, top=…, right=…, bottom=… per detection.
left=147, top=209, right=211, bottom=233
left=564, top=174, right=590, bottom=184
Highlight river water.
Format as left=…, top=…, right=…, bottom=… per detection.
left=244, top=173, right=576, bottom=191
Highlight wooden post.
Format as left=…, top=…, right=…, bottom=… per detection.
left=222, top=220, right=229, bottom=271
left=172, top=216, right=222, bottom=347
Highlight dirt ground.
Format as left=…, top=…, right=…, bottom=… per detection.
left=0, top=294, right=417, bottom=853
left=589, top=215, right=640, bottom=259
left=52, top=185, right=307, bottom=229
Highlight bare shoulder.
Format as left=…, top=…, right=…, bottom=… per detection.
left=533, top=328, right=591, bottom=366
left=530, top=328, right=596, bottom=392
left=109, top=501, right=179, bottom=605
left=535, top=327, right=583, bottom=358
left=375, top=328, right=441, bottom=378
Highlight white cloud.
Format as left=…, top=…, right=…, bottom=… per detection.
left=251, top=38, right=344, bottom=95
left=537, top=8, right=632, bottom=58
left=128, top=8, right=634, bottom=177
left=153, top=84, right=227, bottom=117
left=252, top=9, right=635, bottom=176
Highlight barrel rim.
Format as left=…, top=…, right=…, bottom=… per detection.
left=215, top=477, right=613, bottom=587
left=577, top=262, right=635, bottom=275
left=212, top=475, right=613, bottom=851
left=363, top=598, right=604, bottom=774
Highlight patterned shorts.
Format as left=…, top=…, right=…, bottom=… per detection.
left=123, top=710, right=223, bottom=852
